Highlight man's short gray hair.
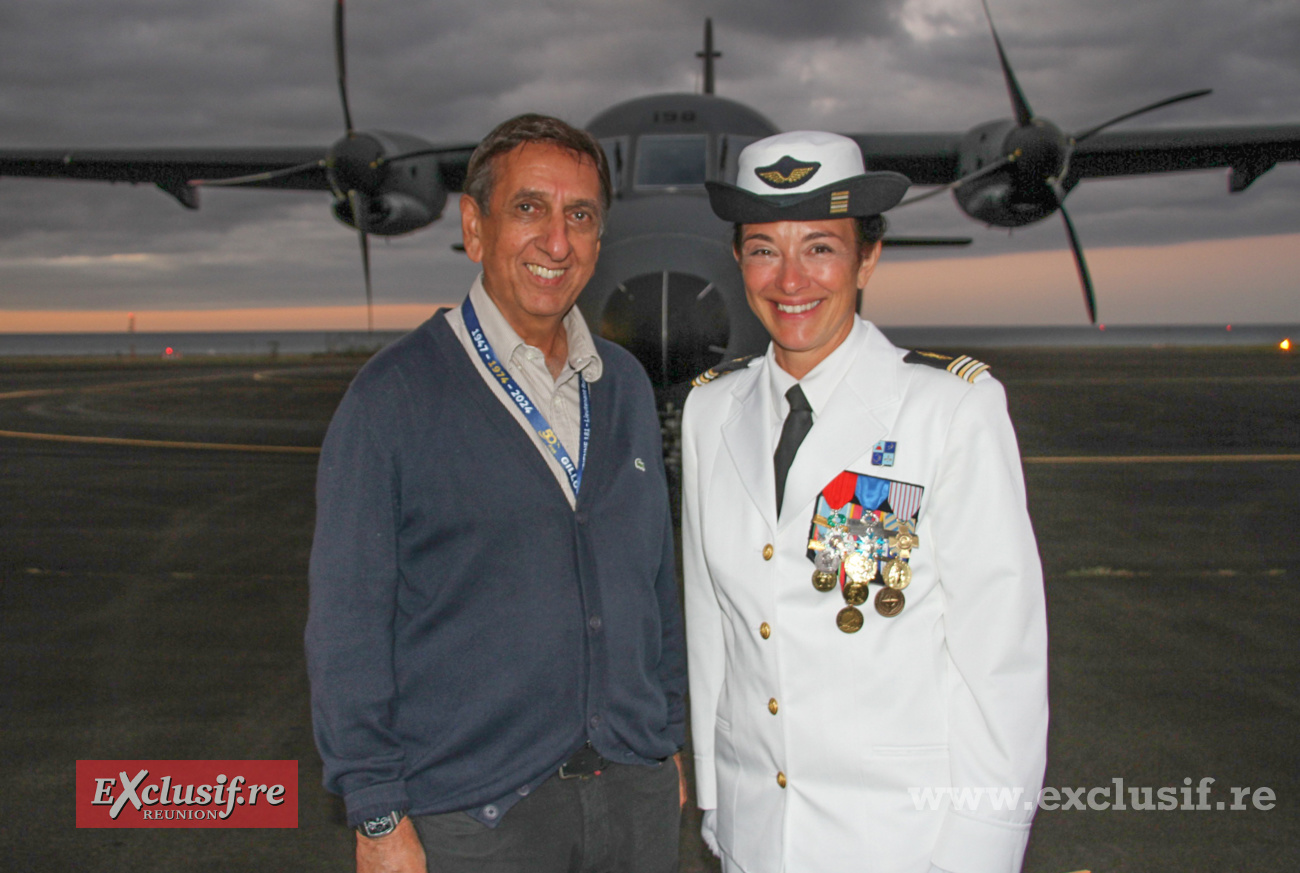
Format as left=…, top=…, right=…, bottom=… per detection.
left=463, top=113, right=612, bottom=227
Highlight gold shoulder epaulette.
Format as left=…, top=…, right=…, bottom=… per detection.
left=903, top=349, right=991, bottom=384
left=691, top=354, right=758, bottom=387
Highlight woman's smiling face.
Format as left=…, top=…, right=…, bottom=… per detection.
left=736, top=218, right=881, bottom=379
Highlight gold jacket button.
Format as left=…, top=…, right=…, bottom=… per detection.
left=776, top=771, right=787, bottom=788
left=759, top=622, right=771, bottom=639
left=768, top=698, right=779, bottom=715
left=762, top=544, right=774, bottom=561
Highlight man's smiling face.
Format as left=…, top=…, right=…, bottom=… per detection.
left=461, top=142, right=603, bottom=340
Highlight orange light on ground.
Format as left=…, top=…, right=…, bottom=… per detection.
left=164, top=347, right=174, bottom=357
left=1282, top=339, right=1292, bottom=351
left=1226, top=324, right=1233, bottom=331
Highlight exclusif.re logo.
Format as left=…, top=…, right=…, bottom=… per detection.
left=76, top=760, right=298, bottom=828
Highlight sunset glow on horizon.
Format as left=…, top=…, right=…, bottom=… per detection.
left=3, top=232, right=1298, bottom=333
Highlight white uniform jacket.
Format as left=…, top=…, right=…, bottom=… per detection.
left=683, top=319, right=1048, bottom=873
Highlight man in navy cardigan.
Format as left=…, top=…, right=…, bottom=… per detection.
left=306, top=114, right=686, bottom=873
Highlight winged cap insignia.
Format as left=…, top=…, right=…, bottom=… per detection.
left=754, top=155, right=821, bottom=189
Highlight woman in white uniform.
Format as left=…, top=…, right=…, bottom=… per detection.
left=682, top=131, right=1048, bottom=873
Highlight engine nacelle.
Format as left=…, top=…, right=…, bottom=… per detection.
left=332, top=189, right=442, bottom=236
left=328, top=129, right=448, bottom=235
left=954, top=174, right=1059, bottom=228
left=957, top=119, right=1018, bottom=179
left=952, top=118, right=1068, bottom=228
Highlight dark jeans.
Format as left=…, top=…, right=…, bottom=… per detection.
left=412, top=759, right=681, bottom=873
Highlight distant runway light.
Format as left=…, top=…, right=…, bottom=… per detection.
left=1098, top=323, right=1106, bottom=331
left=1283, top=338, right=1292, bottom=351
left=164, top=347, right=175, bottom=357
left=1226, top=324, right=1233, bottom=332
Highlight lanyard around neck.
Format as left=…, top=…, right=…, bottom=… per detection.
left=462, top=296, right=591, bottom=497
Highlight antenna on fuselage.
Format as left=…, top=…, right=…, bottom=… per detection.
left=696, top=18, right=721, bottom=95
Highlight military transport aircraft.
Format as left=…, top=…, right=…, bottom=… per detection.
left=3, top=1, right=1299, bottom=395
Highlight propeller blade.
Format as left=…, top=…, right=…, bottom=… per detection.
left=376, top=147, right=442, bottom=165
left=1058, top=202, right=1097, bottom=323
left=334, top=0, right=354, bottom=134
left=360, top=231, right=373, bottom=334
left=1073, top=88, right=1212, bottom=143
left=190, top=159, right=325, bottom=188
left=896, top=156, right=1011, bottom=207
left=347, top=189, right=374, bottom=334
left=980, top=0, right=1034, bottom=126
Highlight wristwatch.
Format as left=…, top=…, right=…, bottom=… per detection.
left=357, top=809, right=407, bottom=839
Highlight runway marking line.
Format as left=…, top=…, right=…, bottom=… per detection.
left=1008, top=374, right=1300, bottom=386
left=0, top=371, right=255, bottom=401
left=0, top=429, right=320, bottom=455
left=1023, top=453, right=1300, bottom=464
left=0, top=367, right=353, bottom=454
left=2, top=427, right=1299, bottom=462
left=0, top=365, right=356, bottom=401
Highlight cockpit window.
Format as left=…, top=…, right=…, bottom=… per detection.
left=634, top=134, right=708, bottom=189
left=719, top=135, right=760, bottom=184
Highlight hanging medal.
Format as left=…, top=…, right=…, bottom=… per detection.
left=836, top=605, right=865, bottom=633
left=805, top=472, right=924, bottom=630
left=875, top=587, right=905, bottom=617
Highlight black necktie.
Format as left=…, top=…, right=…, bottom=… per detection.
left=774, top=384, right=813, bottom=515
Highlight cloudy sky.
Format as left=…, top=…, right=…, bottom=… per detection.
left=2, top=0, right=1298, bottom=330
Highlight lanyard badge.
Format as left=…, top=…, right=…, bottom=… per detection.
left=462, top=296, right=590, bottom=497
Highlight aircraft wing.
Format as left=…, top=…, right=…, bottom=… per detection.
left=1066, top=125, right=1300, bottom=192
left=0, top=144, right=476, bottom=207
left=845, top=125, right=1300, bottom=192
left=844, top=134, right=963, bottom=185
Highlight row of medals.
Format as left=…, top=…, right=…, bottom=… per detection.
left=809, top=513, right=917, bottom=633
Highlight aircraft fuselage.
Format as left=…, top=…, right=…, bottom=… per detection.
left=581, top=93, right=779, bottom=393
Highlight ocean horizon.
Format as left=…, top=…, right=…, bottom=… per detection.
left=0, top=323, right=1295, bottom=358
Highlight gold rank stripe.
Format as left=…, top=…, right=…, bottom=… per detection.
left=690, top=354, right=758, bottom=387
left=829, top=190, right=849, bottom=214
left=946, top=355, right=990, bottom=383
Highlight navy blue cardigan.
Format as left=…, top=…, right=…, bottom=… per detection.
left=306, top=313, right=685, bottom=826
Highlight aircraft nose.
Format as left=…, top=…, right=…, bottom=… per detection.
left=599, top=270, right=730, bottom=386
left=577, top=197, right=769, bottom=390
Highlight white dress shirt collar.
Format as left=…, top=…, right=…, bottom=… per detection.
left=468, top=276, right=603, bottom=383
left=766, top=316, right=867, bottom=426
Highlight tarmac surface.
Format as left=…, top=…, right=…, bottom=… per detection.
left=1, top=345, right=1297, bottom=872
